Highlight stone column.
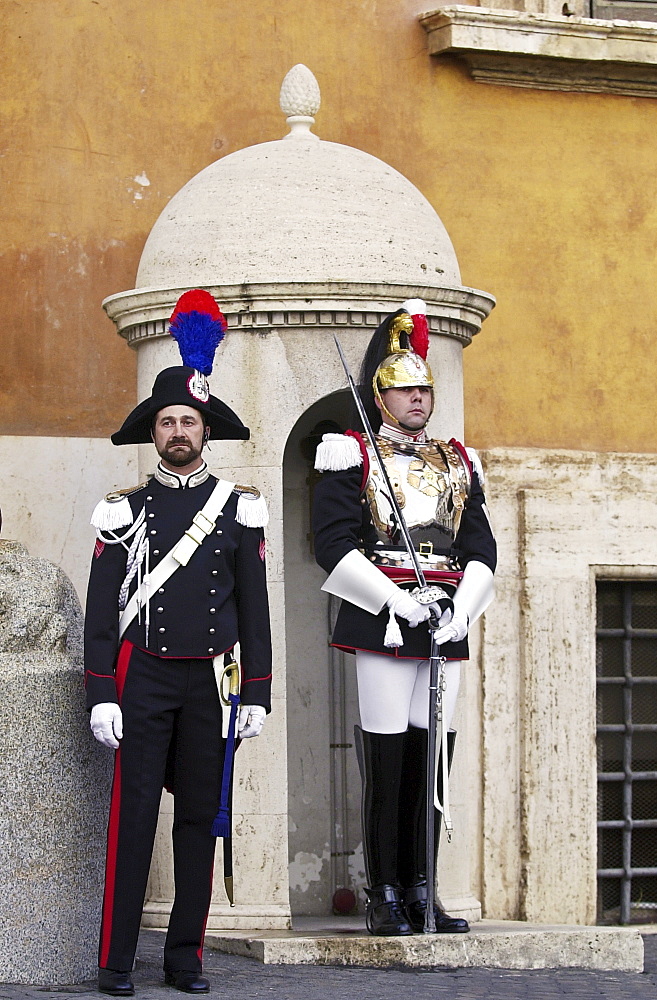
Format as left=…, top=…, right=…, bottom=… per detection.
left=0, top=541, right=112, bottom=984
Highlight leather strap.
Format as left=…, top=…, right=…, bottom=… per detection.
left=118, top=479, right=235, bottom=639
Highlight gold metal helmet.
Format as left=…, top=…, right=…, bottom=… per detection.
left=373, top=302, right=434, bottom=427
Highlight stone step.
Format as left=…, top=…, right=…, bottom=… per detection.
left=206, top=917, right=647, bottom=972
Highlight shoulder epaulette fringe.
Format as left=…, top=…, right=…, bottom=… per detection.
left=235, top=486, right=269, bottom=528
left=91, top=497, right=134, bottom=531
left=465, top=447, right=485, bottom=487
left=90, top=481, right=147, bottom=531
left=315, top=433, right=363, bottom=473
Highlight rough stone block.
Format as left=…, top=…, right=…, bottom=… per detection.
left=0, top=541, right=112, bottom=984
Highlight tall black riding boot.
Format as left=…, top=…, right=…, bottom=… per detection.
left=354, top=725, right=412, bottom=936
left=397, top=726, right=469, bottom=934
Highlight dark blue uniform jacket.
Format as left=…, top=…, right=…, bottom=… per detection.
left=84, top=475, right=272, bottom=711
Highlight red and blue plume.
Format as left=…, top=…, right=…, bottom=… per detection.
left=169, top=289, right=227, bottom=376
left=402, top=298, right=429, bottom=360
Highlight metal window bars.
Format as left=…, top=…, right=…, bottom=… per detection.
left=596, top=581, right=657, bottom=925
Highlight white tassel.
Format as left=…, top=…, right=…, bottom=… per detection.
left=314, top=434, right=362, bottom=472
left=236, top=493, right=269, bottom=528
left=384, top=607, right=404, bottom=648
left=90, top=496, right=134, bottom=531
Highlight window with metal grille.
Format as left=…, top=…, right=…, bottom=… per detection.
left=591, top=0, right=657, bottom=21
left=597, top=581, right=657, bottom=925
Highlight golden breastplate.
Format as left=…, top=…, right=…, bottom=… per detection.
left=365, top=438, right=470, bottom=545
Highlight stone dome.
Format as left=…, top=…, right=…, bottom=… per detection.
left=136, top=66, right=460, bottom=290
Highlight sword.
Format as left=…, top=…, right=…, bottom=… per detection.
left=217, top=653, right=241, bottom=905
left=424, top=635, right=452, bottom=933
left=333, top=335, right=429, bottom=592
left=332, top=335, right=454, bottom=934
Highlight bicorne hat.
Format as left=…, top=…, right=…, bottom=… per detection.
left=111, top=290, right=249, bottom=445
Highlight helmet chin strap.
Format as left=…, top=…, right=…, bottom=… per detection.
left=380, top=415, right=429, bottom=439
left=398, top=419, right=428, bottom=435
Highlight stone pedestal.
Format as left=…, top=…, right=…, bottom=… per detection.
left=0, top=541, right=112, bottom=984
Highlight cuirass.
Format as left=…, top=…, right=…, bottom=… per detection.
left=365, top=437, right=470, bottom=546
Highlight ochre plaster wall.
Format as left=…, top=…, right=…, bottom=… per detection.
left=3, top=0, right=656, bottom=449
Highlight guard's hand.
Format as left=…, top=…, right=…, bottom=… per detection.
left=432, top=610, right=469, bottom=645
left=428, top=602, right=454, bottom=629
left=238, top=704, right=266, bottom=739
left=90, top=703, right=123, bottom=749
left=386, top=590, right=432, bottom=628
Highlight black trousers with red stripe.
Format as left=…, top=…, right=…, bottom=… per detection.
left=100, top=642, right=225, bottom=973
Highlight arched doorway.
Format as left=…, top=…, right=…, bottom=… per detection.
left=283, top=390, right=365, bottom=917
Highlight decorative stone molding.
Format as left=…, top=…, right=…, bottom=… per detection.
left=279, top=63, right=321, bottom=140
left=420, top=6, right=657, bottom=96
left=103, top=281, right=495, bottom=349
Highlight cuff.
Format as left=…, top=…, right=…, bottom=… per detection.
left=321, top=549, right=398, bottom=615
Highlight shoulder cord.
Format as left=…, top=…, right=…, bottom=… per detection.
left=118, top=518, right=147, bottom=613
left=98, top=507, right=146, bottom=547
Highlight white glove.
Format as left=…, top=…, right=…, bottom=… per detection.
left=90, top=702, right=123, bottom=749
left=432, top=609, right=468, bottom=645
left=238, top=704, right=266, bottom=739
left=386, top=589, right=432, bottom=628
left=432, top=560, right=495, bottom=645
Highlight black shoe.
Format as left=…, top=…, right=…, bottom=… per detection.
left=403, top=882, right=470, bottom=934
left=365, top=884, right=413, bottom=936
left=98, top=969, right=134, bottom=996
left=164, top=971, right=210, bottom=994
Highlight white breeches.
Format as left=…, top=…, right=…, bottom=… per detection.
left=355, top=651, right=461, bottom=735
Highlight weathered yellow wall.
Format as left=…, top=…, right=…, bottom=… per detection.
left=2, top=0, right=656, bottom=449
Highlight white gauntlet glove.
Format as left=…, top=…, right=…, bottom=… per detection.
left=432, top=609, right=469, bottom=645
left=386, top=589, right=432, bottom=628
left=237, top=704, right=266, bottom=739
left=432, top=560, right=495, bottom=646
left=90, top=703, right=123, bottom=749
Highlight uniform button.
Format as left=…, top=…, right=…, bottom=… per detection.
left=150, top=530, right=157, bottom=536
left=209, top=628, right=215, bottom=634
left=153, top=549, right=160, bottom=556
left=209, top=608, right=216, bottom=614
left=148, top=512, right=155, bottom=518
left=218, top=513, right=224, bottom=517
left=161, top=646, right=168, bottom=652
left=159, top=627, right=166, bottom=633
left=158, top=588, right=165, bottom=594
left=208, top=647, right=214, bottom=653
left=209, top=589, right=216, bottom=595
left=214, top=549, right=221, bottom=555
left=216, top=529, right=222, bottom=535
left=157, top=607, right=164, bottom=613
left=147, top=496, right=153, bottom=501
left=211, top=570, right=218, bottom=576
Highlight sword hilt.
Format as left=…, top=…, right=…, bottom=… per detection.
left=411, top=585, right=454, bottom=628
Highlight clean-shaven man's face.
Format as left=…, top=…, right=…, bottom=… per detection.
left=377, top=385, right=433, bottom=432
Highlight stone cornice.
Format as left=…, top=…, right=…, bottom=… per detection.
left=102, top=281, right=496, bottom=349
left=420, top=6, right=657, bottom=96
